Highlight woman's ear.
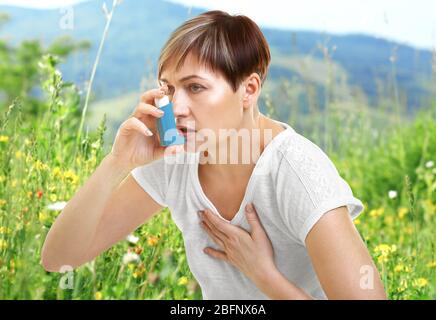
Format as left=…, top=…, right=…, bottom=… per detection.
left=242, top=73, right=261, bottom=110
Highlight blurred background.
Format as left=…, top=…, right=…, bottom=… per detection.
left=0, top=0, right=434, bottom=300
left=1, top=0, right=436, bottom=142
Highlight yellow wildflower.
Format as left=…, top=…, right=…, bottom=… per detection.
left=353, top=218, right=361, bottom=225
left=413, top=278, right=428, bottom=288
left=0, top=175, right=5, bottom=183
left=398, top=207, right=408, bottom=219
left=0, top=199, right=6, bottom=207
left=49, top=193, right=57, bottom=202
left=397, top=279, right=408, bottom=292
left=11, top=179, right=17, bottom=187
left=52, top=167, right=62, bottom=178
left=63, top=169, right=79, bottom=185
left=15, top=151, right=23, bottom=159
left=0, top=239, right=7, bottom=250
left=34, top=160, right=49, bottom=171
left=133, top=263, right=145, bottom=278
left=147, top=236, right=159, bottom=247
left=94, top=291, right=103, bottom=300
left=394, top=264, right=404, bottom=273
left=370, top=208, right=384, bottom=218
left=377, top=255, right=387, bottom=263
left=0, top=227, right=11, bottom=234
left=426, top=261, right=436, bottom=268
left=178, top=276, right=188, bottom=286
left=0, top=135, right=9, bottom=143
left=38, top=211, right=49, bottom=223
left=374, top=244, right=396, bottom=263
left=374, top=244, right=392, bottom=253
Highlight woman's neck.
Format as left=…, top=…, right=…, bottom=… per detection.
left=198, top=113, right=284, bottom=181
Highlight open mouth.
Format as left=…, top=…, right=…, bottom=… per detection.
left=177, top=126, right=196, bottom=137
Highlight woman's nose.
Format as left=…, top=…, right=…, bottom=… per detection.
left=172, top=95, right=190, bottom=117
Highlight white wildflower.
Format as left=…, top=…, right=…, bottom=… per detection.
left=425, top=161, right=434, bottom=168
left=126, top=234, right=139, bottom=244
left=388, top=190, right=398, bottom=199
left=46, top=201, right=67, bottom=211
left=122, top=252, right=139, bottom=265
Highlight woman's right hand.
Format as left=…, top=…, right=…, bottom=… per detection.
left=109, top=87, right=184, bottom=170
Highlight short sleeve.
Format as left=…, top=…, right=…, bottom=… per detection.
left=276, top=133, right=364, bottom=246
left=131, top=158, right=169, bottom=207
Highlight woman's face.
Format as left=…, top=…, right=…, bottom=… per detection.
left=158, top=52, right=248, bottom=153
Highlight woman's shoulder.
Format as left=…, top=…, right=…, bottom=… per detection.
left=268, top=129, right=345, bottom=200
left=276, top=130, right=339, bottom=175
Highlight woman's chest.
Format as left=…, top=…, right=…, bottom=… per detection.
left=201, top=179, right=247, bottom=221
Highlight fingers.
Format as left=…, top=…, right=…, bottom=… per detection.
left=120, top=117, right=153, bottom=137
left=244, top=203, right=262, bottom=234
left=198, top=210, right=231, bottom=241
left=200, top=221, right=226, bottom=248
left=204, top=247, right=228, bottom=262
left=202, top=218, right=230, bottom=242
left=201, top=210, right=234, bottom=236
left=131, top=102, right=165, bottom=120
left=140, top=88, right=166, bottom=105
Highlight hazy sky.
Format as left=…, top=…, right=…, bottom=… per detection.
left=0, top=0, right=435, bottom=49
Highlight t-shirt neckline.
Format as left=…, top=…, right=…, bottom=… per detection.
left=190, top=119, right=295, bottom=224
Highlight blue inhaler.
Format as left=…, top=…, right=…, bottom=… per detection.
left=154, top=95, right=185, bottom=147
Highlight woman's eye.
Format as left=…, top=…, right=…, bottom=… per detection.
left=188, top=84, right=205, bottom=93
left=166, top=86, right=175, bottom=95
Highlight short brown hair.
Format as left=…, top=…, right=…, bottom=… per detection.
left=157, top=10, right=271, bottom=92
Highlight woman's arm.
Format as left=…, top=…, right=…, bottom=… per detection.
left=41, top=153, right=168, bottom=272
left=253, top=269, right=314, bottom=299
left=304, top=206, right=387, bottom=299
left=41, top=154, right=134, bottom=271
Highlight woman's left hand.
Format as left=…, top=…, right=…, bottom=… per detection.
left=198, top=203, right=276, bottom=284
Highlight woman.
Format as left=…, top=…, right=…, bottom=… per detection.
left=41, top=10, right=387, bottom=300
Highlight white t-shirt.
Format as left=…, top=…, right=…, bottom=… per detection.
left=131, top=120, right=364, bottom=300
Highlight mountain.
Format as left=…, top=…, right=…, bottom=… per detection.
left=0, top=0, right=434, bottom=116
